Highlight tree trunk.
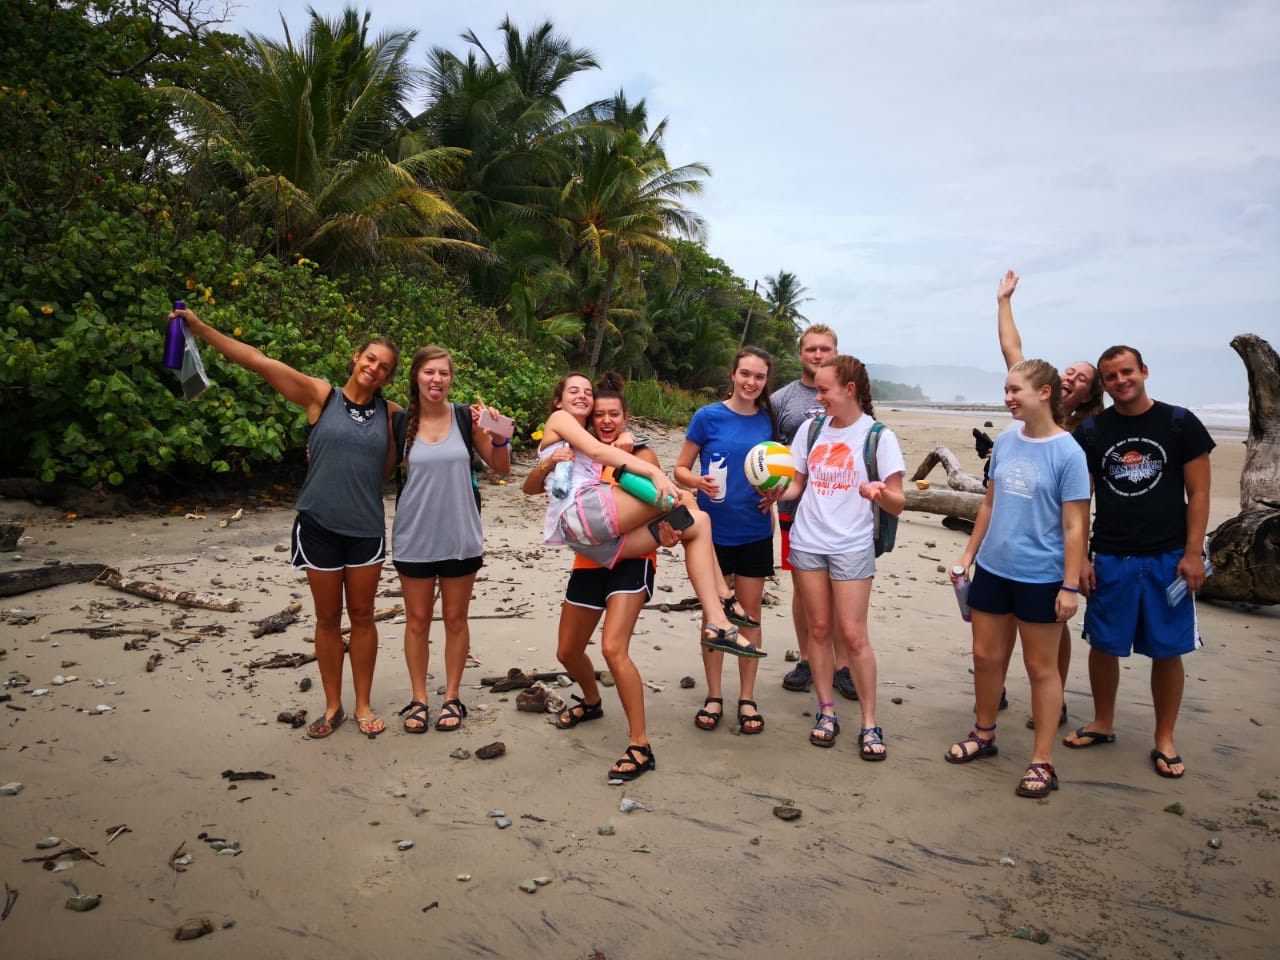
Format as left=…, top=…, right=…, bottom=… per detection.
left=903, top=488, right=984, bottom=520
left=587, top=259, right=619, bottom=374
left=1202, top=508, right=1280, bottom=603
left=910, top=447, right=987, bottom=494
left=0, top=563, right=109, bottom=598
left=1231, top=334, right=1280, bottom=511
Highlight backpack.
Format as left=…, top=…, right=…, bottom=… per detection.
left=392, top=404, right=481, bottom=513
left=805, top=416, right=897, bottom=557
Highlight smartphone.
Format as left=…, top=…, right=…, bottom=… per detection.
left=648, top=504, right=694, bottom=543
left=477, top=407, right=514, bottom=440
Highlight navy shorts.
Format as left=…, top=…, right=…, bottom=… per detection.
left=1083, top=550, right=1202, bottom=659
left=565, top=558, right=654, bottom=611
left=290, top=512, right=384, bottom=572
left=393, top=556, right=484, bottom=580
left=714, top=536, right=776, bottom=579
left=967, top=564, right=1061, bottom=624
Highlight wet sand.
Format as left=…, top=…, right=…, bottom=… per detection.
left=1, top=409, right=1277, bottom=958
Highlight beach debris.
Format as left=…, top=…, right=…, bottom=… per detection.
left=250, top=602, right=302, bottom=638
left=556, top=674, right=572, bottom=687
left=1012, top=926, right=1049, bottom=944
left=30, top=688, right=49, bottom=697
left=247, top=652, right=316, bottom=671
left=772, top=806, right=801, bottom=822
left=174, top=917, right=214, bottom=941
left=173, top=853, right=194, bottom=868
left=532, top=876, right=552, bottom=887
left=93, top=704, right=112, bottom=714
left=619, top=797, right=644, bottom=813
left=915, top=480, right=930, bottom=490
left=218, top=507, right=244, bottom=529
left=494, top=818, right=512, bottom=830
left=65, top=894, right=101, bottom=912
left=516, top=682, right=549, bottom=713
left=1259, top=789, right=1277, bottom=800
left=96, top=568, right=240, bottom=612
left=679, top=676, right=696, bottom=689
left=1, top=782, right=24, bottom=796
left=599, top=671, right=615, bottom=687
left=1208, top=837, right=1222, bottom=849
left=456, top=874, right=471, bottom=882
left=449, top=748, right=470, bottom=760
left=487, top=810, right=506, bottom=818
left=221, top=769, right=275, bottom=782
left=51, top=674, right=67, bottom=685
left=999, top=856, right=1016, bottom=867
left=105, top=825, right=130, bottom=844
left=643, top=680, right=664, bottom=693
left=298, top=677, right=312, bottom=692
left=784, top=649, right=800, bottom=662
left=421, top=900, right=439, bottom=913
left=397, top=840, right=414, bottom=851
left=276, top=710, right=308, bottom=728
left=169, top=842, right=190, bottom=872
left=392, top=789, right=407, bottom=798
left=1246, top=815, right=1269, bottom=827
left=1164, top=802, right=1185, bottom=816
left=598, top=825, right=616, bottom=836
left=631, top=844, right=650, bottom=853
left=146, top=653, right=163, bottom=672
left=475, top=741, right=506, bottom=760
left=2, top=882, right=17, bottom=921
left=1203, top=820, right=1222, bottom=831
left=0, top=562, right=107, bottom=598
left=891, top=696, right=904, bottom=705
left=35, top=837, right=61, bottom=849
left=518, top=879, right=538, bottom=893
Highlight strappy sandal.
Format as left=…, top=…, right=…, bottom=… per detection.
left=945, top=723, right=998, bottom=764
left=700, top=625, right=765, bottom=659
left=809, top=704, right=839, bottom=747
left=737, top=698, right=765, bottom=735
left=1015, top=761, right=1059, bottom=798
left=609, top=744, right=656, bottom=781
left=694, top=696, right=724, bottom=731
left=434, top=699, right=467, bottom=732
left=555, top=694, right=604, bottom=729
left=722, top=595, right=761, bottom=629
left=305, top=707, right=345, bottom=739
left=398, top=700, right=429, bottom=734
left=859, top=725, right=887, bottom=761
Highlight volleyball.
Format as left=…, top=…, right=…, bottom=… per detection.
left=743, top=441, right=795, bottom=492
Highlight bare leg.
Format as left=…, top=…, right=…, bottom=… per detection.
left=1064, top=648, right=1120, bottom=744
left=794, top=569, right=836, bottom=716
left=1151, top=656, right=1185, bottom=776
left=306, top=568, right=347, bottom=722
left=437, top=573, right=478, bottom=707
left=600, top=592, right=649, bottom=748
left=1019, top=621, right=1064, bottom=765
left=829, top=577, right=880, bottom=755
left=398, top=573, right=437, bottom=729
left=343, top=563, right=383, bottom=729
left=557, top=601, right=604, bottom=723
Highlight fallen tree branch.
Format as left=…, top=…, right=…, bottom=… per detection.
left=0, top=563, right=109, bottom=598
left=481, top=667, right=601, bottom=691
left=910, top=446, right=987, bottom=494
left=904, top=487, right=984, bottom=521
left=250, top=601, right=302, bottom=638
left=247, top=652, right=316, bottom=671
left=96, top=568, right=240, bottom=612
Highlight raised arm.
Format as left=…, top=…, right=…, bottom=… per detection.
left=173, top=307, right=330, bottom=419
left=996, top=269, right=1024, bottom=370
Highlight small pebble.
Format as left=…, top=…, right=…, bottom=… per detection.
left=217, top=847, right=241, bottom=856
left=65, top=894, right=102, bottom=912
left=1203, top=820, right=1222, bottom=831
left=518, top=879, right=537, bottom=893
left=532, top=876, right=552, bottom=886
left=1208, top=837, right=1222, bottom=849
left=999, top=856, right=1016, bottom=866
left=784, top=649, right=800, bottom=662
left=487, top=810, right=506, bottom=818
left=891, top=696, right=904, bottom=705
left=456, top=873, right=471, bottom=882
left=0, top=782, right=23, bottom=796
left=599, top=672, right=615, bottom=687
left=772, top=806, right=801, bottom=822
left=1164, top=802, right=1185, bottom=816
left=393, top=790, right=407, bottom=798
left=449, top=748, right=470, bottom=760
left=556, top=675, right=572, bottom=687
left=1246, top=815, right=1269, bottom=827
left=31, top=688, right=49, bottom=697
left=1258, top=789, right=1277, bottom=801
left=397, top=840, right=414, bottom=851
left=598, top=825, right=616, bottom=836
left=51, top=675, right=66, bottom=685
left=36, top=836, right=61, bottom=849
left=475, top=741, right=505, bottom=760
left=94, top=704, right=112, bottom=714
left=495, top=818, right=512, bottom=829
left=299, top=677, right=312, bottom=692
left=679, top=676, right=696, bottom=689
left=619, top=797, right=644, bottom=813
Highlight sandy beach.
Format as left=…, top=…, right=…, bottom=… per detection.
left=1, top=408, right=1277, bottom=959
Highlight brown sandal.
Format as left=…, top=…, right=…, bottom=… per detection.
left=306, top=707, right=345, bottom=739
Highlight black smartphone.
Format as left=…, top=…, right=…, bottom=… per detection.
left=648, top=504, right=694, bottom=542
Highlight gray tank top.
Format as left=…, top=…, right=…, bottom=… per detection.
left=295, top=389, right=388, bottom=537
left=392, top=413, right=483, bottom=562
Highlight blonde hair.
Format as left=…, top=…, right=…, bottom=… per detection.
left=800, top=324, right=838, bottom=349
left=1009, top=358, right=1064, bottom=427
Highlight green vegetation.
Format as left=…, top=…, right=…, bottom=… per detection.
left=1, top=1, right=818, bottom=489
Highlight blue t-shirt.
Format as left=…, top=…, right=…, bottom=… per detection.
left=976, top=425, right=1091, bottom=584
left=686, top=402, right=775, bottom=546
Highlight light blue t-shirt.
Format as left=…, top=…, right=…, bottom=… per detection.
left=685, top=402, right=775, bottom=546
left=976, top=425, right=1091, bottom=584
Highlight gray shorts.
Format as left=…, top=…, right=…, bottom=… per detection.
left=788, top=546, right=876, bottom=581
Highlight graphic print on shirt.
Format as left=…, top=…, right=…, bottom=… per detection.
left=1100, top=436, right=1168, bottom=498
left=1000, top=457, right=1039, bottom=500
left=809, top=440, right=861, bottom=497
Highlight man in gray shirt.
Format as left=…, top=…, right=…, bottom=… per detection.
left=771, top=324, right=856, bottom=700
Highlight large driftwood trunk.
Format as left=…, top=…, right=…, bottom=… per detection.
left=910, top=447, right=986, bottom=494
left=1201, top=509, right=1280, bottom=603
left=0, top=563, right=109, bottom=598
left=904, top=487, right=984, bottom=520
left=1232, top=334, right=1280, bottom=511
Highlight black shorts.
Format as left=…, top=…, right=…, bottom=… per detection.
left=564, top=558, right=654, bottom=611
left=714, top=536, right=775, bottom=579
left=290, top=512, right=385, bottom=571
left=967, top=564, right=1062, bottom=624
left=393, top=556, right=484, bottom=579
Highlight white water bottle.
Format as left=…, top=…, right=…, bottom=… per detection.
left=952, top=566, right=972, bottom=622
left=707, top=452, right=728, bottom=502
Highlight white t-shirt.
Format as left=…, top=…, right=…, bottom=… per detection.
left=790, top=413, right=906, bottom=555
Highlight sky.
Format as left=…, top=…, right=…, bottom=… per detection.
left=225, top=0, right=1279, bottom=405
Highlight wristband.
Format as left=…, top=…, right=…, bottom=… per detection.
left=1059, top=585, right=1080, bottom=593
left=492, top=437, right=510, bottom=448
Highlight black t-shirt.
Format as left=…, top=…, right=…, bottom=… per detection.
left=1073, top=400, right=1215, bottom=555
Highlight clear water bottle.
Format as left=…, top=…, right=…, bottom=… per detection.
left=550, top=454, right=573, bottom=499
left=163, top=300, right=186, bottom=370
left=952, top=565, right=972, bottom=622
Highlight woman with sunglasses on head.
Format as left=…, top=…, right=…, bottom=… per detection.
left=169, top=305, right=400, bottom=740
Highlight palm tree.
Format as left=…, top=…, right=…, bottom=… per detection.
left=164, top=6, right=484, bottom=270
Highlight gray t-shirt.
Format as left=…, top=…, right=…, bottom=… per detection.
left=392, top=414, right=483, bottom=562
left=772, top=379, right=823, bottom=445
left=295, top=389, right=388, bottom=537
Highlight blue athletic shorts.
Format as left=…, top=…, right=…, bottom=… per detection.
left=1083, top=550, right=1202, bottom=659
left=967, top=564, right=1061, bottom=624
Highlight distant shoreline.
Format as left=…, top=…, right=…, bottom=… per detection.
left=885, top=399, right=1247, bottom=440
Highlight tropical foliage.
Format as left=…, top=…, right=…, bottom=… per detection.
left=1, top=1, right=832, bottom=489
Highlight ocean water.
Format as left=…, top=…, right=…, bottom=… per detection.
left=1190, top=402, right=1250, bottom=430
left=888, top=400, right=1251, bottom=434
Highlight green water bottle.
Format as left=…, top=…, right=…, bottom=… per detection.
left=613, top=464, right=674, bottom=509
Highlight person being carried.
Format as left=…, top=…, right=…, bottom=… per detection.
left=1063, top=345, right=1214, bottom=780
left=536, top=373, right=759, bottom=659
left=171, top=306, right=400, bottom=740
left=944, top=360, right=1090, bottom=800
left=390, top=346, right=511, bottom=735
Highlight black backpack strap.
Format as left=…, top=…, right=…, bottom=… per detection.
left=1080, top=415, right=1097, bottom=466
left=453, top=403, right=481, bottom=514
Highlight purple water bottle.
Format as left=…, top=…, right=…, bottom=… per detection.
left=952, top=565, right=972, bottom=622
left=163, top=300, right=187, bottom=370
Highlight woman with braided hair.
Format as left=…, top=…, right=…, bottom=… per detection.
left=391, top=346, right=511, bottom=734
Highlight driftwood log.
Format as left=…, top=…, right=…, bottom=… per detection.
left=96, top=568, right=241, bottom=612
left=910, top=447, right=987, bottom=494
left=904, top=487, right=984, bottom=521
left=0, top=523, right=23, bottom=551
left=250, top=602, right=302, bottom=638
left=0, top=562, right=109, bottom=598
left=1200, top=334, right=1280, bottom=603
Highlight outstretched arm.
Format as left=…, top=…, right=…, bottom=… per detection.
left=173, top=307, right=329, bottom=419
left=996, top=269, right=1024, bottom=370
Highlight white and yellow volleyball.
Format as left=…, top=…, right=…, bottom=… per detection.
left=743, top=441, right=795, bottom=492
